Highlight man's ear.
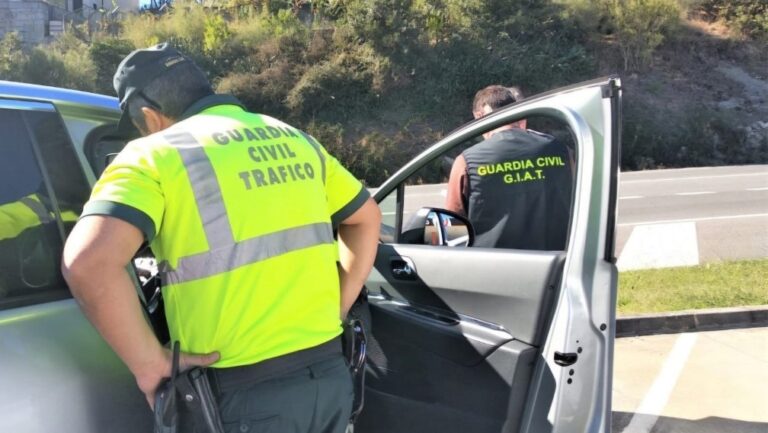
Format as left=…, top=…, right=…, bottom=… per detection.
left=478, top=104, right=494, bottom=119
left=140, top=107, right=174, bottom=134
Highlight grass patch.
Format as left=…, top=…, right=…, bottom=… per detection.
left=618, top=259, right=768, bottom=315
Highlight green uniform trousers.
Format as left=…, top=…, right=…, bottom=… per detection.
left=215, top=355, right=353, bottom=433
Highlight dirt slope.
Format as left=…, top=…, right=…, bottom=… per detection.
left=615, top=14, right=768, bottom=169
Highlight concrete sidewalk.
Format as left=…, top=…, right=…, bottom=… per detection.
left=612, top=327, right=768, bottom=433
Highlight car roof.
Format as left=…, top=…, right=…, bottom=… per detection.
left=0, top=80, right=119, bottom=112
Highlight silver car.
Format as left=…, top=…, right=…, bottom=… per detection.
left=0, top=77, right=621, bottom=433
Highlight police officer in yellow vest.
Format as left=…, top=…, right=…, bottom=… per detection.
left=1, top=194, right=57, bottom=294
left=0, top=194, right=54, bottom=242
left=62, top=43, right=381, bottom=433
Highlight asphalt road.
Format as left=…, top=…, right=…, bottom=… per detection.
left=616, top=165, right=768, bottom=269
left=612, top=327, right=768, bottom=433
left=383, top=165, right=768, bottom=269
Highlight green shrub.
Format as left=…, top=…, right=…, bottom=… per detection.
left=622, top=96, right=766, bottom=170
left=216, top=63, right=297, bottom=118
left=695, top=0, right=768, bottom=41
left=121, top=2, right=208, bottom=56
left=600, top=0, right=681, bottom=70
left=731, top=4, right=768, bottom=41
left=1, top=27, right=99, bottom=91
left=305, top=121, right=346, bottom=161
left=335, top=0, right=422, bottom=55
left=15, top=0, right=756, bottom=185
left=20, top=31, right=97, bottom=92
left=89, top=38, right=135, bottom=95
left=285, top=46, right=390, bottom=121
left=303, top=121, right=431, bottom=186
left=203, top=14, right=232, bottom=54
left=0, top=32, right=27, bottom=81
left=229, top=12, right=277, bottom=48
left=305, top=121, right=398, bottom=184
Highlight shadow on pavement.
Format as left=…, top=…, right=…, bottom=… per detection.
left=612, top=412, right=768, bottom=433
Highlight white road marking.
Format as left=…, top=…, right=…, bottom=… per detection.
left=619, top=196, right=644, bottom=200
left=674, top=191, right=716, bottom=196
left=618, top=213, right=768, bottom=227
left=616, top=222, right=699, bottom=271
left=620, top=333, right=698, bottom=433
left=622, top=172, right=766, bottom=184
left=746, top=187, right=768, bottom=191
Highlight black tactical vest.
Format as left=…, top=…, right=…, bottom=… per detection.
left=462, top=129, right=573, bottom=250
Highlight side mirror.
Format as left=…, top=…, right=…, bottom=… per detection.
left=401, top=207, right=474, bottom=247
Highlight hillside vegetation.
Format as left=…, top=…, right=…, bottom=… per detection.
left=1, top=0, right=766, bottom=185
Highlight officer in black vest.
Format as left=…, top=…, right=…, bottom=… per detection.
left=445, top=85, right=573, bottom=250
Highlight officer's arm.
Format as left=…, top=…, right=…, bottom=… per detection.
left=445, top=154, right=468, bottom=216
left=62, top=215, right=218, bottom=406
left=336, top=197, right=381, bottom=318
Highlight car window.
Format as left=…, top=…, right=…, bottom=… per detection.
left=380, top=114, right=576, bottom=251
left=0, top=107, right=91, bottom=309
left=378, top=188, right=398, bottom=244
left=25, top=110, right=92, bottom=236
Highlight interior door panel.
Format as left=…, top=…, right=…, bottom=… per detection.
left=367, top=295, right=515, bottom=367
left=358, top=319, right=537, bottom=433
left=370, top=244, right=566, bottom=345
left=357, top=245, right=566, bottom=433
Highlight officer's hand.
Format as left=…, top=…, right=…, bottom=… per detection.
left=139, top=349, right=220, bottom=408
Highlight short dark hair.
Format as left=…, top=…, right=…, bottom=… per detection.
left=472, top=85, right=524, bottom=117
left=128, top=62, right=214, bottom=131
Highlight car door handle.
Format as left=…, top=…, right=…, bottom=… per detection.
left=554, top=351, right=578, bottom=367
left=390, top=257, right=416, bottom=280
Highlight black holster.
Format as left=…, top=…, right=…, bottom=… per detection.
left=341, top=318, right=367, bottom=424
left=154, top=342, right=224, bottom=433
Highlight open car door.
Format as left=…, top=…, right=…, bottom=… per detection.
left=356, top=77, right=622, bottom=433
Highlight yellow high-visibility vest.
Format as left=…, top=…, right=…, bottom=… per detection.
left=0, top=194, right=53, bottom=241
left=82, top=97, right=369, bottom=367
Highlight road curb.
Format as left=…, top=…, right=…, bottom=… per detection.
left=616, top=305, right=768, bottom=337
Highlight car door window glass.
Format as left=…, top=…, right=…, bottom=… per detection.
left=382, top=114, right=576, bottom=251
left=25, top=110, right=92, bottom=237
left=378, top=191, right=397, bottom=244
left=0, top=108, right=89, bottom=308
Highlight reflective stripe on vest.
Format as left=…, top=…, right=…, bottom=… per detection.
left=165, top=132, right=234, bottom=249
left=159, top=131, right=334, bottom=286
left=160, top=222, right=333, bottom=285
left=19, top=196, right=53, bottom=224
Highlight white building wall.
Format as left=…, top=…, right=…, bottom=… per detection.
left=77, top=0, right=139, bottom=13
left=0, top=0, right=49, bottom=45
left=114, top=0, right=138, bottom=12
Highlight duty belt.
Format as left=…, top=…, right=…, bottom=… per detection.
left=206, top=338, right=342, bottom=394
